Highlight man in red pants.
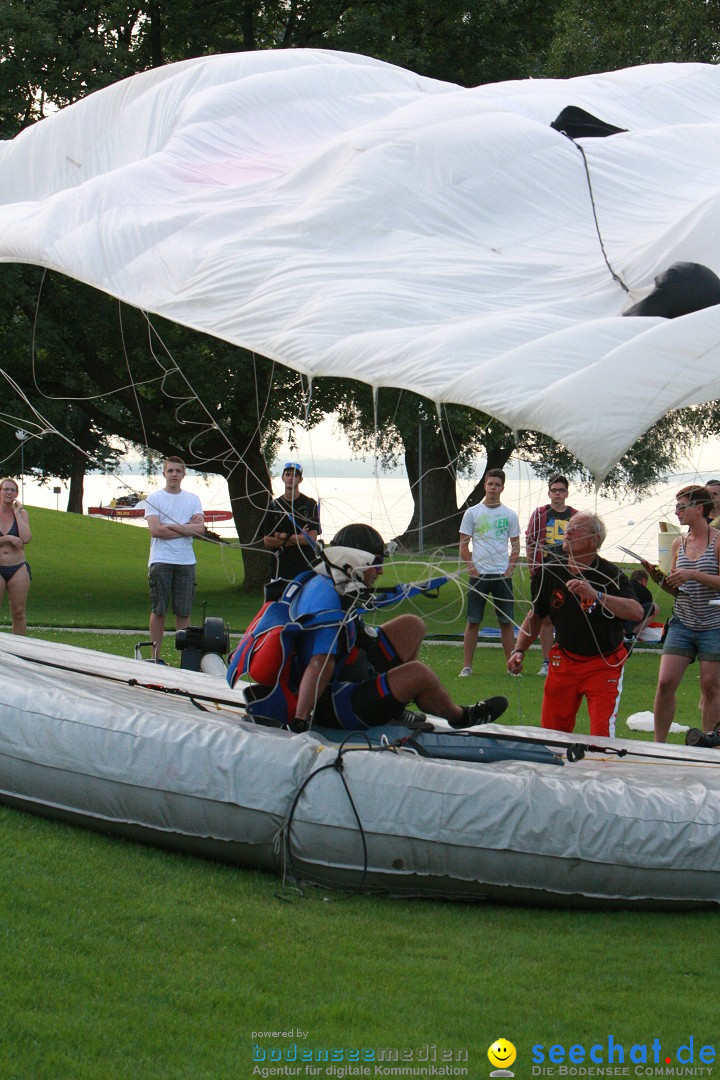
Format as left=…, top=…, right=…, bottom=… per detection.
left=507, top=513, right=643, bottom=737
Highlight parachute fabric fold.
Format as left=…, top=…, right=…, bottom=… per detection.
left=1, top=52, right=720, bottom=476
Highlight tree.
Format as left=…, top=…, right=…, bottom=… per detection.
left=0, top=264, right=128, bottom=510
left=316, top=0, right=563, bottom=87
left=0, top=266, right=333, bottom=587
left=545, top=0, right=720, bottom=77
left=0, top=1, right=152, bottom=136
left=331, top=382, right=529, bottom=547
left=330, top=379, right=720, bottom=547
left=2, top=0, right=714, bottom=572
left=152, top=0, right=563, bottom=85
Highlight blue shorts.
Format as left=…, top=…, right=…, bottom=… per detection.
left=466, top=575, right=514, bottom=626
left=663, top=616, right=720, bottom=663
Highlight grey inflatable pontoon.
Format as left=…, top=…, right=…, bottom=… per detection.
left=1, top=634, right=719, bottom=909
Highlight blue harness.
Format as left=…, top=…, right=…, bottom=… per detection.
left=227, top=570, right=447, bottom=727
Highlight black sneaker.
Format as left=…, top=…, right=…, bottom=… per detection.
left=390, top=708, right=431, bottom=729
left=285, top=718, right=311, bottom=733
left=450, top=695, right=508, bottom=729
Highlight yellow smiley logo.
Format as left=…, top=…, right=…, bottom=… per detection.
left=488, top=1039, right=517, bottom=1070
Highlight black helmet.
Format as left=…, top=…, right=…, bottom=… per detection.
left=331, top=523, right=385, bottom=558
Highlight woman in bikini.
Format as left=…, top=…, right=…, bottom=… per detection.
left=0, top=477, right=32, bottom=634
left=646, top=485, right=720, bottom=741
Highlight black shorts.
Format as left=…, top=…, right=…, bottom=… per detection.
left=315, top=672, right=406, bottom=730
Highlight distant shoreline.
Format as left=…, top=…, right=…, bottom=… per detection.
left=92, top=458, right=409, bottom=480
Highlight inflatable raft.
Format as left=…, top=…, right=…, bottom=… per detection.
left=2, top=633, right=719, bottom=910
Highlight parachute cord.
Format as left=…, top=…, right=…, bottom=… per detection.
left=565, top=136, right=630, bottom=295
left=30, top=268, right=48, bottom=396
left=252, top=350, right=277, bottom=444
left=119, top=299, right=150, bottom=454
left=278, top=734, right=374, bottom=901
left=303, top=375, right=314, bottom=428
left=436, top=403, right=460, bottom=485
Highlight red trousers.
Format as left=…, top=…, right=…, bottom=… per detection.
left=541, top=643, right=627, bottom=737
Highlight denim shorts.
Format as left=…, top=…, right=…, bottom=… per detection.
left=663, top=616, right=720, bottom=663
left=466, top=574, right=514, bottom=626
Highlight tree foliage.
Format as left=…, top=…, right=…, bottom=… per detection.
left=0, top=0, right=719, bottom=562
left=0, top=266, right=330, bottom=586
left=546, top=0, right=720, bottom=76
left=306, top=0, right=562, bottom=87
left=328, top=378, right=719, bottom=546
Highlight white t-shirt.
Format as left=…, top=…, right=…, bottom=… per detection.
left=144, top=488, right=203, bottom=566
left=459, top=501, right=520, bottom=575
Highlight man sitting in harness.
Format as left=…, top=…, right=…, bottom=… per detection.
left=229, top=523, right=507, bottom=732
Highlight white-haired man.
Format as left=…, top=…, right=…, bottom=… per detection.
left=508, top=512, right=642, bottom=736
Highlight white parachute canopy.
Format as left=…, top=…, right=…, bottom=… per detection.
left=1, top=50, right=720, bottom=479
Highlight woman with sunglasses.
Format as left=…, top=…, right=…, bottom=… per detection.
left=0, top=477, right=32, bottom=634
left=645, top=485, right=720, bottom=741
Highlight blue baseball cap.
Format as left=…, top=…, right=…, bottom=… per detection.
left=283, top=461, right=303, bottom=474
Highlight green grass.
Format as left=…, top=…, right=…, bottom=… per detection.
left=6, top=505, right=256, bottom=630
left=11, top=506, right=473, bottom=635
left=1, top=803, right=716, bottom=1079
left=0, top=509, right=714, bottom=1077
left=426, top=641, right=699, bottom=744
left=9, top=504, right=674, bottom=639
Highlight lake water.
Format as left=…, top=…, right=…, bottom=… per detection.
left=17, top=459, right=720, bottom=565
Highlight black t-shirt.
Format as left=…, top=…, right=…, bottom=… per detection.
left=630, top=579, right=653, bottom=607
left=544, top=506, right=573, bottom=553
left=260, top=493, right=320, bottom=580
left=531, top=553, right=634, bottom=656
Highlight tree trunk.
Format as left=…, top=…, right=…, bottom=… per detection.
left=225, top=435, right=274, bottom=593
left=395, top=437, right=462, bottom=548
left=241, top=2, right=255, bottom=49
left=148, top=0, right=164, bottom=68
left=66, top=447, right=86, bottom=513
left=394, top=434, right=518, bottom=547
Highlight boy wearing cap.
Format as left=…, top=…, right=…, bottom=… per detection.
left=260, top=461, right=320, bottom=581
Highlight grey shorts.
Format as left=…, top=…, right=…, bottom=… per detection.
left=148, top=563, right=196, bottom=617
left=466, top=574, right=514, bottom=626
